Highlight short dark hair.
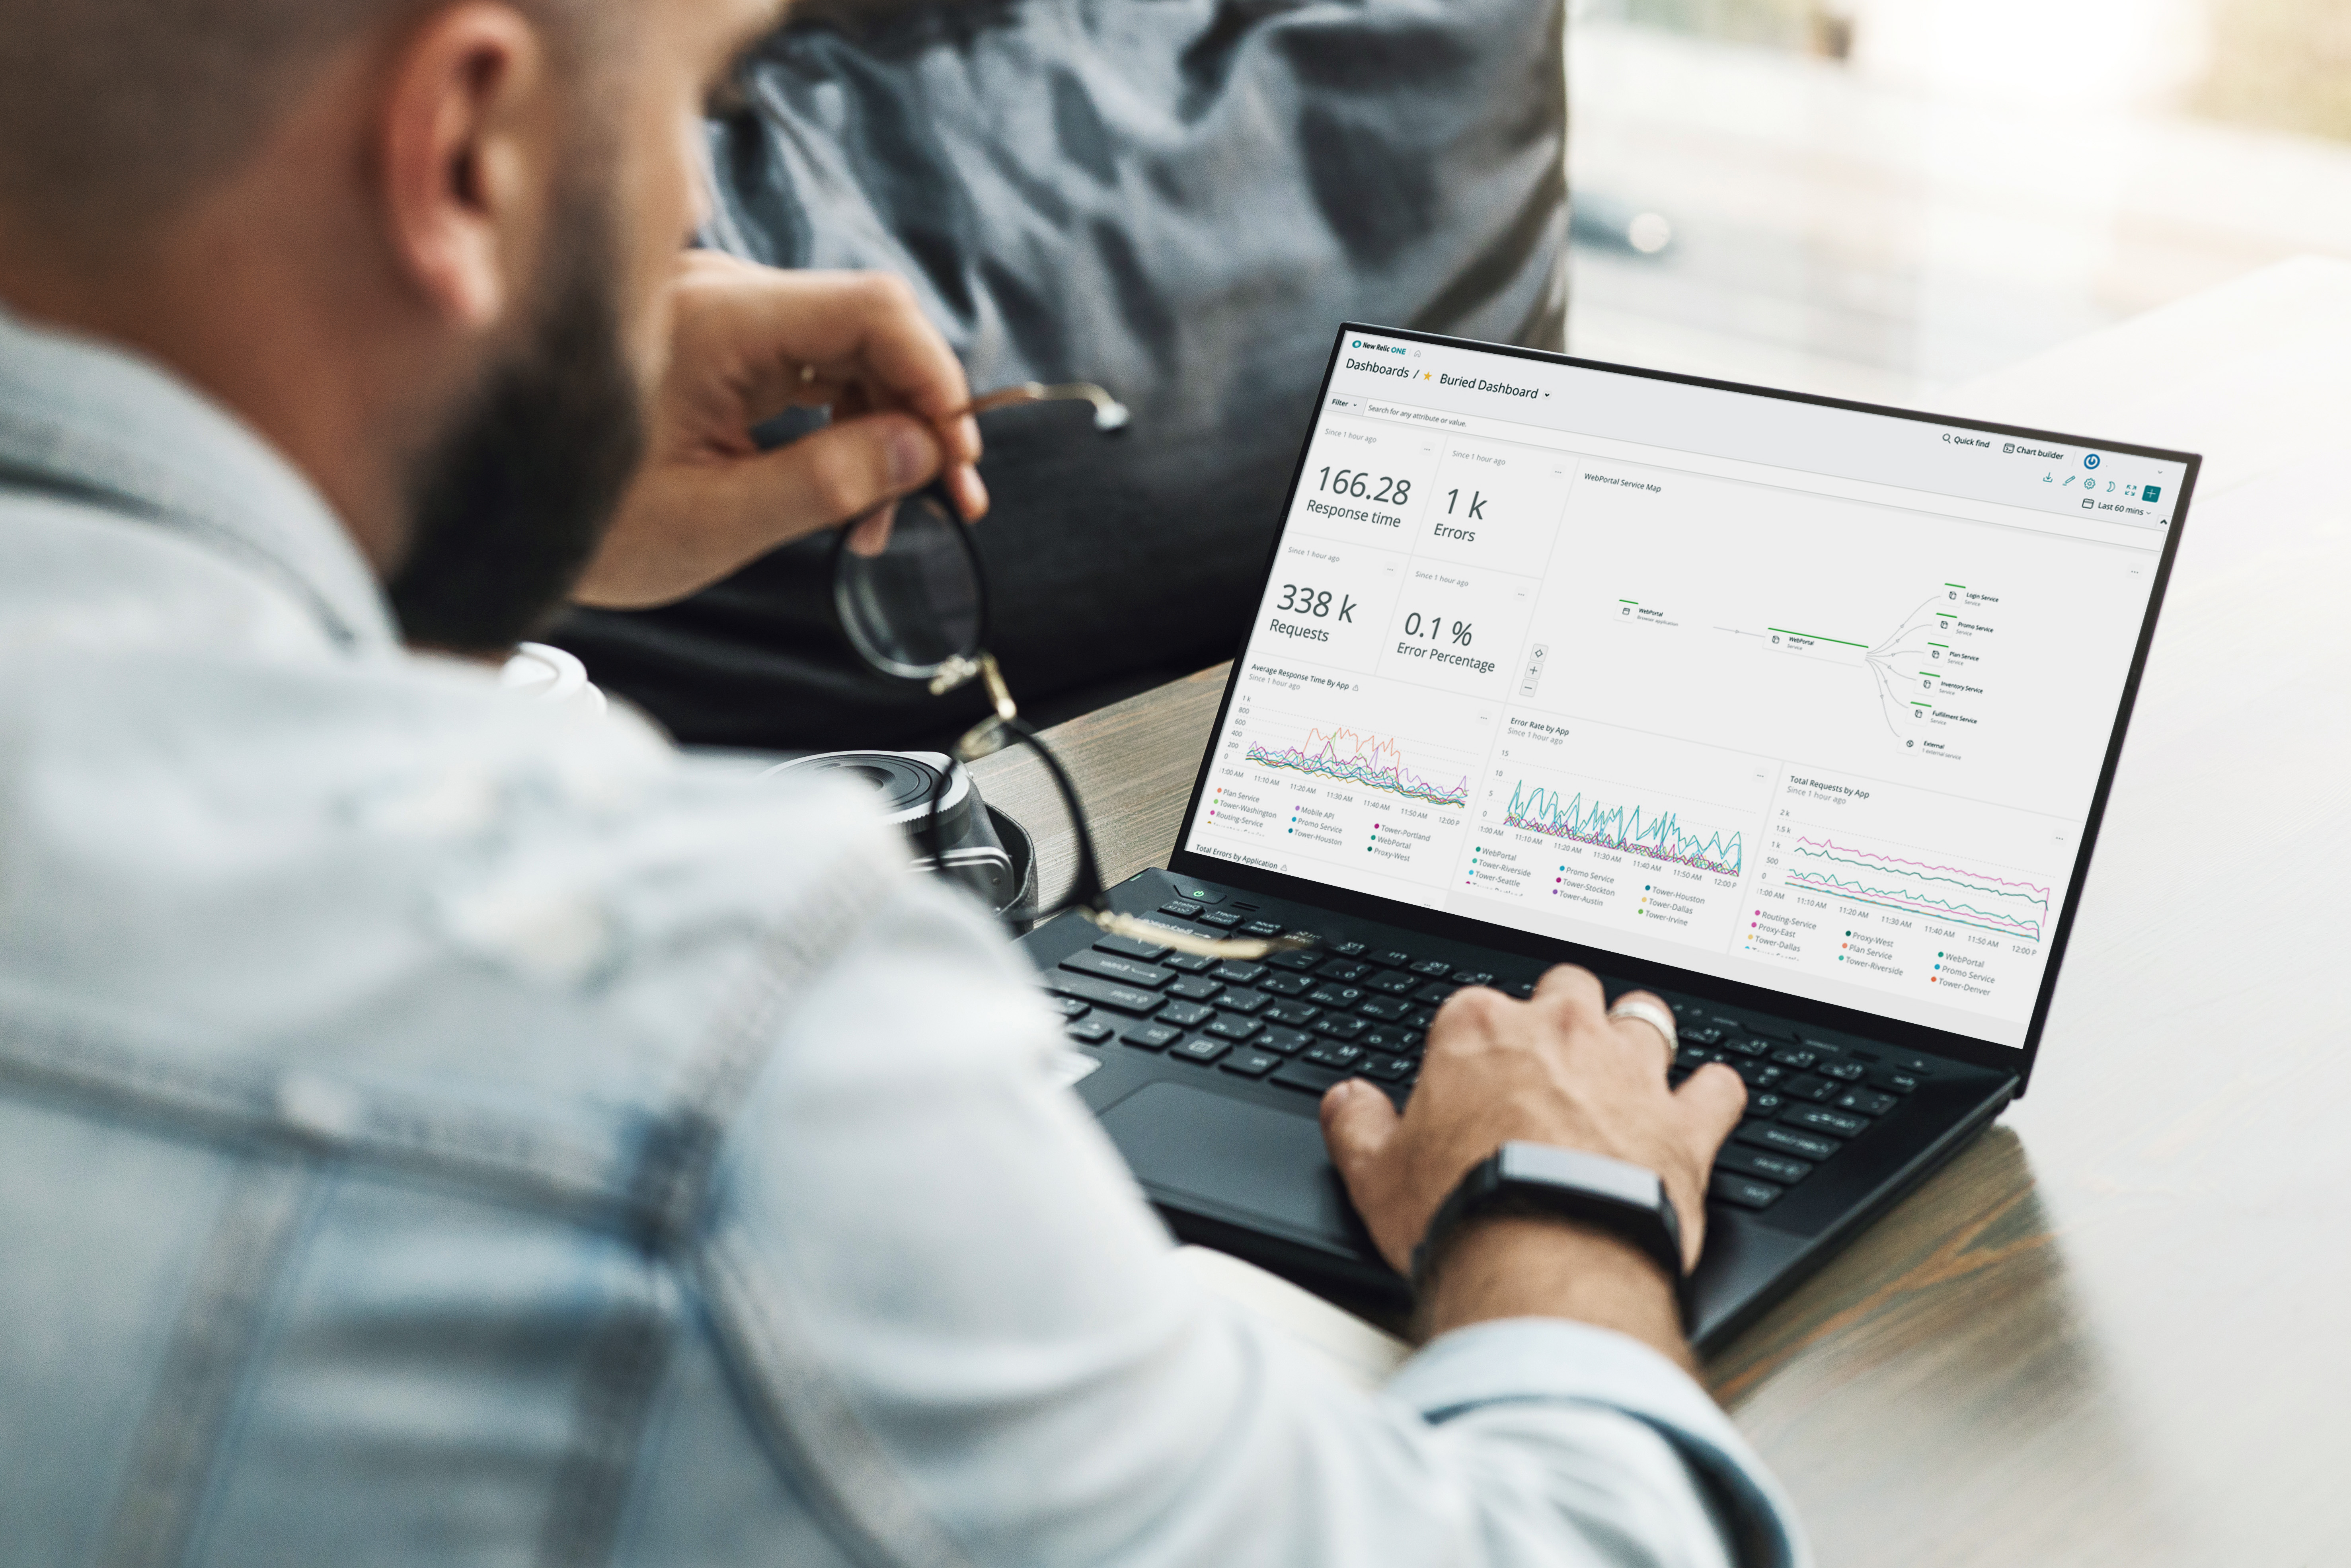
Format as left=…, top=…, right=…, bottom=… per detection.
left=0, top=0, right=596, bottom=256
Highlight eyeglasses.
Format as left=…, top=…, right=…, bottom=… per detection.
left=830, top=383, right=1308, bottom=960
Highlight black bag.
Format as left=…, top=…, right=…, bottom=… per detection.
left=554, top=0, right=1567, bottom=750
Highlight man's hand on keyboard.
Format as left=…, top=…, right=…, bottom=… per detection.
left=1319, top=965, right=1745, bottom=1363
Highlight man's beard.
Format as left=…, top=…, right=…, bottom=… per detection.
left=387, top=203, right=648, bottom=655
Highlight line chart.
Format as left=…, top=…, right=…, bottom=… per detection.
left=1245, top=726, right=1471, bottom=807
left=1783, top=836, right=2049, bottom=939
left=1501, top=781, right=1744, bottom=876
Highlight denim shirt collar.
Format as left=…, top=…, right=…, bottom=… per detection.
left=0, top=304, right=399, bottom=654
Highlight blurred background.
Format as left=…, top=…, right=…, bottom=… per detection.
left=1567, top=0, right=2351, bottom=403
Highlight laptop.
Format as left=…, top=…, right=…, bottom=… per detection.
left=1021, top=324, right=2196, bottom=1350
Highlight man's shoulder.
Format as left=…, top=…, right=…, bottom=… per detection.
left=0, top=480, right=333, bottom=659
left=0, top=621, right=945, bottom=1214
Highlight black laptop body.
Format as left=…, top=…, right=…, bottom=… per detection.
left=1022, top=325, right=2196, bottom=1350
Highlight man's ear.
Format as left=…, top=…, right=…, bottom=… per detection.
left=376, top=3, right=554, bottom=331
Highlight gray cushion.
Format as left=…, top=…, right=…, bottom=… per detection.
left=554, top=0, right=1567, bottom=750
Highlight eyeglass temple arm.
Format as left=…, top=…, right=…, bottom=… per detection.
left=1006, top=717, right=1107, bottom=914
left=963, top=382, right=1131, bottom=433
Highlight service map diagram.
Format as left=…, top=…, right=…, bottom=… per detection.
left=1188, top=396, right=2165, bottom=1047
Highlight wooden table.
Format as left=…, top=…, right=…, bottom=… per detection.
left=973, top=258, right=2351, bottom=1566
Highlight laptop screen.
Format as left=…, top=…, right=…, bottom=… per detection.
left=1178, top=328, right=2189, bottom=1051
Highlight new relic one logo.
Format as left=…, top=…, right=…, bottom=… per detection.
left=1350, top=339, right=1407, bottom=356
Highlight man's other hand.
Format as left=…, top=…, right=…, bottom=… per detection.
left=1320, top=967, right=1744, bottom=1361
left=573, top=254, right=987, bottom=610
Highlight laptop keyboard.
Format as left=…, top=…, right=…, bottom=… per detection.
left=1047, top=900, right=1935, bottom=1215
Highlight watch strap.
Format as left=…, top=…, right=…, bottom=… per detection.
left=1410, top=1142, right=1692, bottom=1328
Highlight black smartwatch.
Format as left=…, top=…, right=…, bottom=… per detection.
left=1410, top=1142, right=1692, bottom=1326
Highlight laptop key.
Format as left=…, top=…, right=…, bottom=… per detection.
left=1710, top=1173, right=1784, bottom=1210
left=1367, top=972, right=1420, bottom=996
left=1216, top=988, right=1270, bottom=1015
left=1095, top=934, right=1172, bottom=963
left=1503, top=980, right=1536, bottom=999
left=1262, top=1001, right=1321, bottom=1027
left=1200, top=910, right=1245, bottom=930
left=1404, top=1008, right=1437, bottom=1030
left=1454, top=970, right=1496, bottom=987
left=1157, top=899, right=1204, bottom=920
left=1681, top=1025, right=1722, bottom=1046
left=1782, top=1074, right=1838, bottom=1102
left=1360, top=1027, right=1419, bottom=1054
left=1836, top=1088, right=1899, bottom=1117
left=1167, top=976, right=1223, bottom=1001
left=1157, top=1000, right=1215, bottom=1028
left=1783, top=1104, right=1867, bottom=1138
left=1219, top=1048, right=1283, bottom=1079
left=1316, top=958, right=1372, bottom=983
left=1213, top=961, right=1269, bottom=985
left=1267, top=949, right=1323, bottom=972
left=1205, top=1015, right=1263, bottom=1042
left=1717, top=1145, right=1813, bottom=1184
left=1241, top=920, right=1284, bottom=939
left=1255, top=1027, right=1311, bottom=1055
left=1768, top=1046, right=1818, bottom=1069
left=1737, top=1123, right=1840, bottom=1162
left=1359, top=1054, right=1412, bottom=1082
left=1821, top=1060, right=1867, bottom=1082
left=1170, top=1036, right=1232, bottom=1065
left=1121, top=1022, right=1183, bottom=1051
left=1357, top=996, right=1410, bottom=1021
left=1258, top=973, right=1313, bottom=997
left=1735, top=1061, right=1785, bottom=1090
left=1061, top=951, right=1175, bottom=989
left=1304, top=1042, right=1365, bottom=1070
left=1413, top=982, right=1460, bottom=1006
left=1052, top=997, right=1091, bottom=1019
left=1310, top=1015, right=1367, bottom=1042
left=1065, top=1019, right=1113, bottom=1045
left=1869, top=1067, right=1922, bottom=1093
left=1408, top=960, right=1452, bottom=978
left=1307, top=984, right=1366, bottom=1008
left=1743, top=1092, right=1786, bottom=1119
left=1720, top=1036, right=1770, bottom=1059
left=1045, top=974, right=1165, bottom=1017
left=1374, top=950, right=1416, bottom=969
left=1271, top=1060, right=1350, bottom=1097
left=1162, top=951, right=1215, bottom=975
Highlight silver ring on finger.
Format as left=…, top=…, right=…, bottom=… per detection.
left=1606, top=998, right=1678, bottom=1065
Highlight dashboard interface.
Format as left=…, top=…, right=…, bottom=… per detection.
left=1182, top=331, right=2186, bottom=1049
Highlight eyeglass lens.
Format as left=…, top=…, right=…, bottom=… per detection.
left=834, top=489, right=986, bottom=678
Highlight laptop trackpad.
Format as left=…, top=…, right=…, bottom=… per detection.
left=1099, top=1082, right=1360, bottom=1246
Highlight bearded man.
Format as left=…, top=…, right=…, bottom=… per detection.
left=0, top=2, right=1797, bottom=1563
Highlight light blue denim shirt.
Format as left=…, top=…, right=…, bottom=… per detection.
left=0, top=305, right=1809, bottom=1568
